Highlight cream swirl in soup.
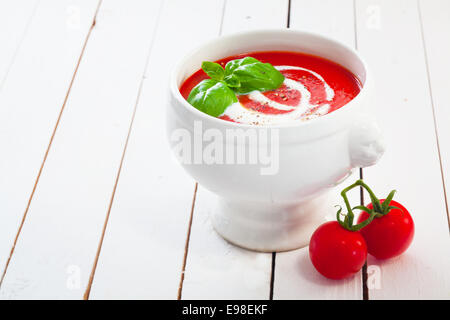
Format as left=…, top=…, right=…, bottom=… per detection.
left=180, top=51, right=361, bottom=125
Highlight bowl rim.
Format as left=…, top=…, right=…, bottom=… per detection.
left=169, top=28, right=371, bottom=130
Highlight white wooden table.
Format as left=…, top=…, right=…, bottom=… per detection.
left=0, top=0, right=449, bottom=300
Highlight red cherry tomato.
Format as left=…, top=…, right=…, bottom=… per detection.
left=357, top=200, right=414, bottom=260
left=309, top=221, right=367, bottom=280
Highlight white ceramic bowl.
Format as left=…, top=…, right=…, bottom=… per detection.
left=167, top=29, right=385, bottom=252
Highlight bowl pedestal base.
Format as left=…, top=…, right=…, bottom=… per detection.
left=211, top=193, right=334, bottom=252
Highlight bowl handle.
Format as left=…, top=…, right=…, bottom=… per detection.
left=349, top=113, right=385, bottom=168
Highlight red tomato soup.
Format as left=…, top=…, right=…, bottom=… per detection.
left=180, top=51, right=361, bottom=125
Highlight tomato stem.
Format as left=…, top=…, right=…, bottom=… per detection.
left=336, top=179, right=397, bottom=231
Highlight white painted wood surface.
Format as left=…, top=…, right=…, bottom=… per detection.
left=221, top=0, right=289, bottom=35
left=419, top=0, right=450, bottom=225
left=273, top=0, right=363, bottom=300
left=181, top=0, right=289, bottom=300
left=0, top=0, right=100, bottom=285
left=0, top=0, right=448, bottom=300
left=356, top=0, right=450, bottom=299
left=89, top=0, right=225, bottom=300
left=0, top=0, right=39, bottom=88
left=0, top=0, right=161, bottom=299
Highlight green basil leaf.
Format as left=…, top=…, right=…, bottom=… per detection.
left=201, top=61, right=225, bottom=80
left=224, top=57, right=284, bottom=94
left=224, top=74, right=241, bottom=88
left=187, top=79, right=237, bottom=117
left=224, top=56, right=260, bottom=74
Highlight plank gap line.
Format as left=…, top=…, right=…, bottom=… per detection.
left=269, top=0, right=292, bottom=298
left=0, top=0, right=103, bottom=289
left=178, top=0, right=228, bottom=299
left=83, top=76, right=145, bottom=300
left=353, top=0, right=358, bottom=52
left=354, top=0, right=366, bottom=300
left=269, top=252, right=276, bottom=300
left=287, top=0, right=291, bottom=28
left=177, top=183, right=199, bottom=300
left=83, top=0, right=166, bottom=300
left=269, top=0, right=291, bottom=299
left=417, top=0, right=450, bottom=230
left=218, top=0, right=228, bottom=37
left=359, top=168, right=369, bottom=300
left=0, top=0, right=40, bottom=93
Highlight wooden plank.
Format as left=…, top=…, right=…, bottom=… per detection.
left=0, top=0, right=162, bottom=299
left=419, top=0, right=450, bottom=224
left=221, top=0, right=288, bottom=35
left=289, top=0, right=355, bottom=43
left=0, top=0, right=39, bottom=88
left=180, top=0, right=289, bottom=300
left=87, top=0, right=225, bottom=300
left=0, top=0, right=99, bottom=282
left=273, top=0, right=363, bottom=300
left=355, top=0, right=450, bottom=299
left=182, top=187, right=273, bottom=300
